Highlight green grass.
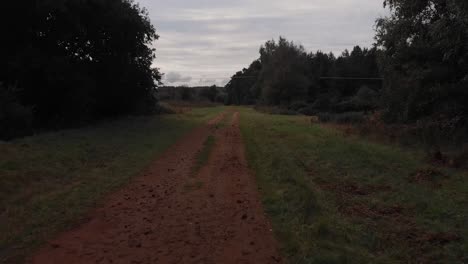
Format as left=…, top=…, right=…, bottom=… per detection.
left=192, top=135, right=216, bottom=175
left=239, top=107, right=468, bottom=264
left=0, top=106, right=225, bottom=263
left=183, top=180, right=204, bottom=193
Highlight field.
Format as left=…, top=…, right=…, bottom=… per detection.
left=0, top=107, right=224, bottom=262
left=239, top=108, right=468, bottom=263
left=1, top=106, right=467, bottom=263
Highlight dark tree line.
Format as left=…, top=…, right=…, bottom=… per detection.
left=159, top=85, right=226, bottom=103
left=376, top=0, right=468, bottom=124
left=225, top=37, right=381, bottom=114
left=227, top=0, right=468, bottom=133
left=0, top=0, right=161, bottom=139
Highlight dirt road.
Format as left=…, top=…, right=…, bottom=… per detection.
left=31, top=111, right=283, bottom=264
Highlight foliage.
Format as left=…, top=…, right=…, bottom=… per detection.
left=199, top=86, right=220, bottom=102
left=0, top=84, right=33, bottom=139
left=239, top=108, right=468, bottom=263
left=0, top=106, right=225, bottom=262
left=0, top=0, right=161, bottom=139
left=318, top=112, right=366, bottom=124
left=376, top=0, right=468, bottom=123
left=226, top=37, right=382, bottom=113
left=225, top=60, right=262, bottom=105
left=257, top=38, right=311, bottom=105
left=159, top=85, right=226, bottom=103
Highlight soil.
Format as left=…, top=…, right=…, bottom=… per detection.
left=408, top=168, right=447, bottom=187
left=30, top=111, right=283, bottom=264
left=317, top=179, right=460, bottom=263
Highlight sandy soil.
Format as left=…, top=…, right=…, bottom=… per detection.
left=30, top=111, right=283, bottom=264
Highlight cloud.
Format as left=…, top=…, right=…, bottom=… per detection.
left=137, top=0, right=388, bottom=86
left=163, top=72, right=192, bottom=84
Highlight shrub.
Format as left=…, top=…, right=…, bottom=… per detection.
left=317, top=112, right=331, bottom=123
left=318, top=112, right=366, bottom=124
left=255, top=106, right=298, bottom=116
left=355, top=86, right=379, bottom=105
left=298, top=105, right=318, bottom=116
left=0, top=85, right=33, bottom=140
left=289, top=101, right=308, bottom=111
left=155, top=102, right=176, bottom=114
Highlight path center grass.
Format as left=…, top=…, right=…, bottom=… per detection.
left=239, top=107, right=467, bottom=264
left=192, top=135, right=216, bottom=175
left=0, top=106, right=225, bottom=263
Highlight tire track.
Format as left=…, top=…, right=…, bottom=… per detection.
left=30, top=111, right=282, bottom=264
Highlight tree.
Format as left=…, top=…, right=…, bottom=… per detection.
left=376, top=0, right=468, bottom=123
left=225, top=37, right=382, bottom=113
left=225, top=60, right=261, bottom=105
left=257, top=38, right=310, bottom=105
left=199, top=86, right=219, bottom=102
left=0, top=0, right=161, bottom=138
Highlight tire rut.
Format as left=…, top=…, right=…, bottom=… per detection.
left=30, top=111, right=282, bottom=264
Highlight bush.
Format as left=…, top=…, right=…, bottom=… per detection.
left=0, top=85, right=33, bottom=140
left=317, top=112, right=332, bottom=123
left=318, top=112, right=366, bottom=124
left=154, top=102, right=176, bottom=114
left=298, top=105, right=317, bottom=116
left=356, top=86, right=379, bottom=104
left=255, top=106, right=298, bottom=116
left=289, top=101, right=308, bottom=111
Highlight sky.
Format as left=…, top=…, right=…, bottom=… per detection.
left=135, top=0, right=388, bottom=87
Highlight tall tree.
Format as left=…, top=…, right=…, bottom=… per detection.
left=0, top=0, right=161, bottom=137
left=376, top=0, right=468, bottom=122
left=226, top=37, right=382, bottom=112
left=257, top=38, right=310, bottom=105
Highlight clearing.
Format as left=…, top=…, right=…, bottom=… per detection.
left=240, top=108, right=467, bottom=263
left=1, top=106, right=467, bottom=264
left=30, top=110, right=282, bottom=263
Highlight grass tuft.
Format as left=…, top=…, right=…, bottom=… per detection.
left=192, top=135, right=216, bottom=175
left=239, top=107, right=468, bottom=264
left=0, top=106, right=225, bottom=263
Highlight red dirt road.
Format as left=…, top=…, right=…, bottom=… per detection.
left=31, top=111, right=283, bottom=264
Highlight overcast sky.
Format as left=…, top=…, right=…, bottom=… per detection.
left=135, top=0, right=388, bottom=86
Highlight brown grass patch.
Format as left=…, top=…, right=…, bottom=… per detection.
left=316, top=179, right=461, bottom=263
left=408, top=168, right=447, bottom=187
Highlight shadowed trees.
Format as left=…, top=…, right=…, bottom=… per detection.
left=0, top=0, right=161, bottom=139
left=376, top=0, right=468, bottom=123
left=226, top=37, right=381, bottom=114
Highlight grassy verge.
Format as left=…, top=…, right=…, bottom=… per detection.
left=239, top=107, right=467, bottom=264
left=0, top=106, right=225, bottom=263
left=192, top=135, right=216, bottom=175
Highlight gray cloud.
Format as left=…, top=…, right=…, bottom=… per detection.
left=164, top=72, right=192, bottom=84
left=137, top=0, right=388, bottom=86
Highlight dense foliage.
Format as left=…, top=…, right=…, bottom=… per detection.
left=376, top=0, right=468, bottom=124
left=0, top=0, right=161, bottom=139
left=159, top=86, right=226, bottom=103
left=227, top=0, right=468, bottom=141
left=226, top=37, right=381, bottom=115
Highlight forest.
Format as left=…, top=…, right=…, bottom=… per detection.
left=2, top=0, right=468, bottom=146
left=0, top=0, right=160, bottom=139
left=1, top=1, right=468, bottom=263
left=225, top=0, right=468, bottom=147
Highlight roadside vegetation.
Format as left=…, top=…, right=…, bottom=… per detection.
left=227, top=0, right=468, bottom=159
left=1, top=0, right=161, bottom=140
left=0, top=107, right=225, bottom=263
left=159, top=85, right=227, bottom=104
left=1, top=0, right=467, bottom=262
left=192, top=135, right=216, bottom=175
left=239, top=108, right=468, bottom=263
